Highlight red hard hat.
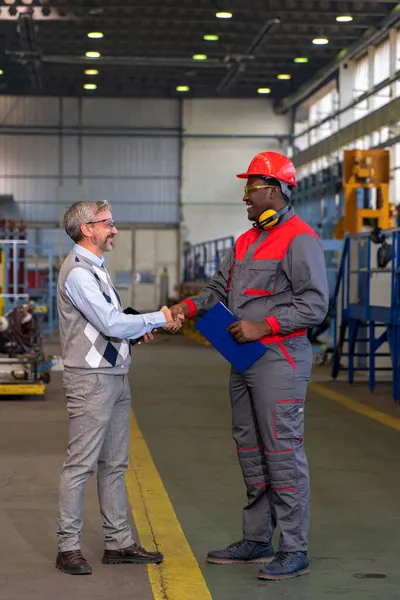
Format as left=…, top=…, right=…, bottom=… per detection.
left=236, top=151, right=297, bottom=188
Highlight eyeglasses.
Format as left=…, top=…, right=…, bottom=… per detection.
left=86, top=218, right=116, bottom=229
left=244, top=184, right=276, bottom=195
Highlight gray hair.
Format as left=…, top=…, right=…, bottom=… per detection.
left=63, top=200, right=111, bottom=242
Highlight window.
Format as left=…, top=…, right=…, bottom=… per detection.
left=380, top=127, right=389, bottom=144
left=354, top=55, right=370, bottom=118
left=354, top=55, right=369, bottom=118
left=373, top=40, right=390, bottom=85
left=372, top=40, right=391, bottom=109
left=309, top=90, right=338, bottom=144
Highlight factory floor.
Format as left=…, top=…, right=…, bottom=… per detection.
left=1, top=334, right=400, bottom=600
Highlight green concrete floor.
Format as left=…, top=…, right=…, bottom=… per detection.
left=1, top=333, right=399, bottom=600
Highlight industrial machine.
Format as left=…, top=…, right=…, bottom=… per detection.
left=0, top=303, right=54, bottom=396
left=334, top=149, right=395, bottom=239
left=0, top=219, right=55, bottom=397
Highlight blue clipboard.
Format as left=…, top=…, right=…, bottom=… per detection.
left=195, top=302, right=267, bottom=373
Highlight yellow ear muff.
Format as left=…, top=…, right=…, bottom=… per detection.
left=258, top=209, right=279, bottom=229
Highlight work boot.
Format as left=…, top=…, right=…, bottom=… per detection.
left=258, top=551, right=310, bottom=580
left=207, top=539, right=274, bottom=565
left=56, top=550, right=92, bottom=575
left=102, top=542, right=163, bottom=565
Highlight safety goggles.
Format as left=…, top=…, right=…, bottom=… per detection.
left=86, top=218, right=116, bottom=229
left=244, top=184, right=277, bottom=195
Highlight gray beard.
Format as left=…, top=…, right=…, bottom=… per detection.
left=93, top=235, right=114, bottom=253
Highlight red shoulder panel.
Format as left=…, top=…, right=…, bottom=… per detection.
left=253, top=215, right=319, bottom=260
left=234, top=228, right=260, bottom=260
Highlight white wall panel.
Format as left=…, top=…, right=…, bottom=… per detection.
left=60, top=179, right=81, bottom=207
left=81, top=177, right=178, bottom=204
left=0, top=136, right=58, bottom=175
left=0, top=96, right=60, bottom=126
left=81, top=178, right=179, bottom=223
left=82, top=98, right=180, bottom=128
left=61, top=98, right=79, bottom=127
left=62, top=136, right=80, bottom=177
left=20, top=201, right=61, bottom=223
left=82, top=136, right=179, bottom=177
left=0, top=96, right=180, bottom=226
left=183, top=99, right=289, bottom=136
left=0, top=177, right=59, bottom=200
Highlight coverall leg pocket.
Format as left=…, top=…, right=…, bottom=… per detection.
left=274, top=400, right=304, bottom=440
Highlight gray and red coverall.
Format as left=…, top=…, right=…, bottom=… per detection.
left=183, top=208, right=329, bottom=552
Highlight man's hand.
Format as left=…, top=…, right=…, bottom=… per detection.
left=227, top=320, right=272, bottom=343
left=169, top=302, right=189, bottom=322
left=160, top=306, right=182, bottom=333
left=137, top=330, right=157, bottom=345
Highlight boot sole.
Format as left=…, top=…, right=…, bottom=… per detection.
left=56, top=564, right=92, bottom=575
left=207, top=556, right=274, bottom=565
left=258, top=567, right=310, bottom=580
left=102, top=556, right=163, bottom=565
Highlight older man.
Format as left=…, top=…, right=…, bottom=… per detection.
left=56, top=200, right=179, bottom=575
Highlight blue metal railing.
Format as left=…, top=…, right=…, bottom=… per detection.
left=183, top=236, right=235, bottom=282
left=0, top=241, right=57, bottom=337
left=332, top=228, right=400, bottom=402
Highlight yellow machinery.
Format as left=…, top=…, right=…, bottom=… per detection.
left=334, top=149, right=395, bottom=239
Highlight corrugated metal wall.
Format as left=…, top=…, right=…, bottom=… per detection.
left=0, top=96, right=181, bottom=225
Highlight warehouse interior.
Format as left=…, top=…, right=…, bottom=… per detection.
left=1, top=0, right=400, bottom=598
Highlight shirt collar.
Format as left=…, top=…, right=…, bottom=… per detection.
left=73, top=244, right=105, bottom=268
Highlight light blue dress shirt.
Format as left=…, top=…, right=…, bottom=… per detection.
left=65, top=244, right=167, bottom=340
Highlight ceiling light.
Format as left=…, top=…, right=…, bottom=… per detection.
left=83, top=83, right=97, bottom=90
left=192, top=54, right=207, bottom=60
left=85, top=51, right=101, bottom=58
left=277, top=73, right=291, bottom=80
left=0, top=70, right=4, bottom=75
left=257, top=87, right=271, bottom=94
left=216, top=11, right=232, bottom=19
left=88, top=32, right=104, bottom=38
left=313, top=37, right=329, bottom=45
left=176, top=85, right=190, bottom=92
left=336, top=15, right=353, bottom=22
left=203, top=34, right=219, bottom=41
left=294, top=57, right=308, bottom=63
left=85, top=69, right=99, bottom=75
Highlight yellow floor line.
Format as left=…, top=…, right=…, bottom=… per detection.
left=309, top=382, right=400, bottom=433
left=125, top=410, right=212, bottom=600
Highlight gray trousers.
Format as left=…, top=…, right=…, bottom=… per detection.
left=230, top=336, right=312, bottom=553
left=57, top=371, right=135, bottom=552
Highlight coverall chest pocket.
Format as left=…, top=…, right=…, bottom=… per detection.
left=245, top=260, right=277, bottom=297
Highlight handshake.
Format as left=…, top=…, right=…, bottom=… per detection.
left=160, top=302, right=189, bottom=333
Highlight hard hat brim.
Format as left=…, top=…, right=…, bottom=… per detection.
left=236, top=171, right=297, bottom=187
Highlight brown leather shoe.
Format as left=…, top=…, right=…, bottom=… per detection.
left=56, top=550, right=92, bottom=575
left=102, top=543, right=163, bottom=565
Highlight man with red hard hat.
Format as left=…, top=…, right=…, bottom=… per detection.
left=170, top=151, right=329, bottom=580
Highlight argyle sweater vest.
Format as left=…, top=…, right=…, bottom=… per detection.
left=57, top=250, right=131, bottom=374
